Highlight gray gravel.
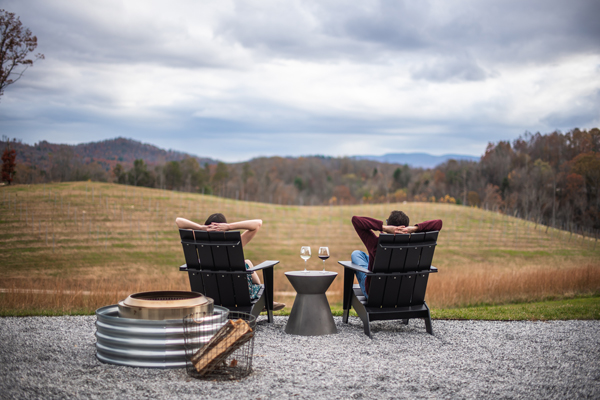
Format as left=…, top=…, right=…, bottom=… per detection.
left=1, top=316, right=599, bottom=399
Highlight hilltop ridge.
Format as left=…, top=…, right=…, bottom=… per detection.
left=9, top=137, right=218, bottom=172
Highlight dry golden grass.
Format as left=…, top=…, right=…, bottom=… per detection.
left=1, top=182, right=599, bottom=315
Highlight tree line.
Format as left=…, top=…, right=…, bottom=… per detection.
left=2, top=128, right=599, bottom=231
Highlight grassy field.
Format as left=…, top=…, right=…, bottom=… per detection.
left=1, top=182, right=599, bottom=318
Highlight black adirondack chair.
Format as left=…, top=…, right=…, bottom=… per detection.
left=179, top=229, right=279, bottom=322
left=338, top=231, right=439, bottom=337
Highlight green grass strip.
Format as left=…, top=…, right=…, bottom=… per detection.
left=2, top=296, right=599, bottom=320
left=430, top=295, right=600, bottom=320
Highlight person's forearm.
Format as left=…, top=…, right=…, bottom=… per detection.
left=414, top=219, right=443, bottom=232
left=352, top=216, right=383, bottom=232
left=175, top=217, right=207, bottom=230
left=227, top=219, right=263, bottom=231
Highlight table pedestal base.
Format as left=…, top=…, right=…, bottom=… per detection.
left=285, top=294, right=337, bottom=336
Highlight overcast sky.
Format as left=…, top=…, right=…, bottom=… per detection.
left=1, top=0, right=599, bottom=162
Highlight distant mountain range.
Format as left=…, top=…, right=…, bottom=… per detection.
left=9, top=137, right=480, bottom=172
left=10, top=137, right=217, bottom=172
left=353, top=153, right=480, bottom=168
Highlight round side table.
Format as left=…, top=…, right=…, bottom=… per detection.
left=284, top=271, right=338, bottom=336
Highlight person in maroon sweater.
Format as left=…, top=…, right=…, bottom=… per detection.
left=351, top=211, right=443, bottom=298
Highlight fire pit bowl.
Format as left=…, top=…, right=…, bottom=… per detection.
left=118, top=290, right=214, bottom=320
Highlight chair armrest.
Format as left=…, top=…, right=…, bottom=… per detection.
left=179, top=264, right=188, bottom=271
left=338, top=261, right=370, bottom=274
left=248, top=260, right=280, bottom=272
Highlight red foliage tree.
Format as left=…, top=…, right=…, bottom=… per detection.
left=1, top=140, right=16, bottom=184
left=0, top=9, right=44, bottom=98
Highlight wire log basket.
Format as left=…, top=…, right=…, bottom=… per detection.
left=183, top=311, right=256, bottom=380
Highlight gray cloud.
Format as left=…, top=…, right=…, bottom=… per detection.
left=216, top=0, right=600, bottom=78
left=0, top=0, right=598, bottom=162
left=411, top=54, right=491, bottom=82
left=8, top=0, right=243, bottom=69
left=541, top=90, right=600, bottom=128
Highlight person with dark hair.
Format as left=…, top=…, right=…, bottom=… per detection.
left=351, top=211, right=443, bottom=298
left=175, top=214, right=286, bottom=311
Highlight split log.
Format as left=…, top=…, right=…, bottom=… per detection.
left=191, top=319, right=253, bottom=374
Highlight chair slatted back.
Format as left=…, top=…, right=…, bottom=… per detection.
left=366, top=231, right=438, bottom=308
left=179, top=229, right=252, bottom=308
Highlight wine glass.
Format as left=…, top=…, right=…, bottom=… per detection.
left=318, top=247, right=330, bottom=272
left=300, top=246, right=311, bottom=272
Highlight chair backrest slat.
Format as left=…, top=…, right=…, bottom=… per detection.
left=372, top=234, right=394, bottom=273
left=411, top=273, right=429, bottom=305
left=201, top=272, right=221, bottom=304
left=209, top=232, right=230, bottom=269
left=418, top=244, right=436, bottom=270
left=224, top=231, right=246, bottom=271
left=194, top=230, right=215, bottom=270
left=389, top=234, right=409, bottom=272
left=382, top=275, right=401, bottom=307
left=216, top=272, right=235, bottom=305
left=366, top=275, right=385, bottom=307
left=397, top=274, right=415, bottom=306
left=232, top=273, right=252, bottom=306
left=188, top=271, right=205, bottom=296
left=180, top=230, right=200, bottom=269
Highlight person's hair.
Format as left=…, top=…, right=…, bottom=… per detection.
left=387, top=210, right=409, bottom=227
left=204, top=213, right=227, bottom=225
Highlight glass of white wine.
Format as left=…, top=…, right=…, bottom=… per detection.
left=318, top=247, right=330, bottom=272
left=300, top=246, right=311, bottom=272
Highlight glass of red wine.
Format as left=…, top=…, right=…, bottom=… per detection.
left=318, top=247, right=330, bottom=272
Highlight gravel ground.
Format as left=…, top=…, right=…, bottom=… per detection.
left=1, top=315, right=599, bottom=399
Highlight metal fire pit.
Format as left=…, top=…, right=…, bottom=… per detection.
left=95, top=290, right=227, bottom=369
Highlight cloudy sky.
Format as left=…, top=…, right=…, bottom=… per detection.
left=1, top=0, right=599, bottom=162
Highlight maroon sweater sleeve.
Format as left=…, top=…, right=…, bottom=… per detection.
left=351, top=216, right=382, bottom=272
left=414, top=219, right=443, bottom=232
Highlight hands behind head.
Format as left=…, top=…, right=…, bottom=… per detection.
left=206, top=222, right=229, bottom=232
left=396, top=225, right=417, bottom=234
left=383, top=225, right=417, bottom=234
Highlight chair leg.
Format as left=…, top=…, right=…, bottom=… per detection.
left=252, top=293, right=266, bottom=322
left=424, top=307, right=433, bottom=335
left=262, top=267, right=274, bottom=323
left=351, top=294, right=372, bottom=339
left=402, top=319, right=409, bottom=325
left=363, top=319, right=372, bottom=338
left=342, top=268, right=354, bottom=324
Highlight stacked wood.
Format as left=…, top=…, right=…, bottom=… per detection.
left=191, top=318, right=253, bottom=374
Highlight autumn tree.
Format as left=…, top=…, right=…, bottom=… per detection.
left=0, top=9, right=44, bottom=98
left=112, top=163, right=127, bottom=184
left=128, top=159, right=154, bottom=187
left=163, top=161, right=183, bottom=190
left=1, top=137, right=16, bottom=184
left=211, top=162, right=229, bottom=195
